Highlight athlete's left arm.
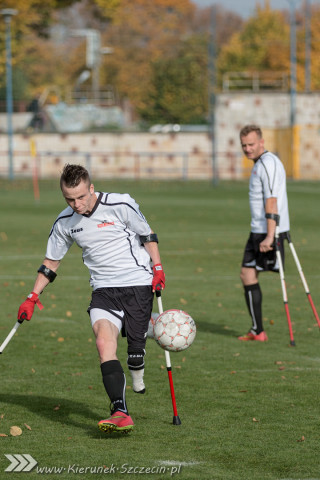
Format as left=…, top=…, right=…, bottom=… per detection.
left=144, top=231, right=165, bottom=291
left=143, top=231, right=161, bottom=265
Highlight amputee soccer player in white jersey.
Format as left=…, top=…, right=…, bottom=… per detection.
left=238, top=125, right=290, bottom=342
left=17, top=164, right=165, bottom=433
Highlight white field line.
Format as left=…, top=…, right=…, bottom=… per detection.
left=158, top=460, right=202, bottom=467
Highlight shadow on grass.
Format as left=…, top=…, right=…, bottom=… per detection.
left=196, top=320, right=238, bottom=337
left=0, top=393, right=129, bottom=440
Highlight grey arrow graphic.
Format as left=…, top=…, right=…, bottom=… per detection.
left=22, top=454, right=38, bottom=472
left=4, top=454, right=19, bottom=472
left=4, top=454, right=38, bottom=472
left=14, top=454, right=29, bottom=472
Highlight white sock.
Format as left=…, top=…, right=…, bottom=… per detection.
left=130, top=369, right=145, bottom=393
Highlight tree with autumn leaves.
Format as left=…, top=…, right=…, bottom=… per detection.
left=1, top=0, right=320, bottom=126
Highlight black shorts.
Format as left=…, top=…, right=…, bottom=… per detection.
left=242, top=232, right=287, bottom=272
left=87, top=286, right=153, bottom=351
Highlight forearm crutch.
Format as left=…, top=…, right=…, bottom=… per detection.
left=285, top=232, right=320, bottom=328
left=267, top=214, right=296, bottom=346
left=156, top=289, right=181, bottom=426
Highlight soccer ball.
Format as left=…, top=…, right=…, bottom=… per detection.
left=152, top=309, right=196, bottom=352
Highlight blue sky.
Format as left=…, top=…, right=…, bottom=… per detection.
left=193, top=0, right=313, bottom=18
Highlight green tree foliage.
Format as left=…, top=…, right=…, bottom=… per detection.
left=217, top=1, right=320, bottom=93
left=218, top=3, right=290, bottom=81
left=140, top=35, right=208, bottom=124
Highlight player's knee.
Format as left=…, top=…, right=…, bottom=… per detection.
left=96, top=335, right=116, bottom=358
left=127, top=348, right=145, bottom=371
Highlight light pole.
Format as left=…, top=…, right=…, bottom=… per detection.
left=287, top=0, right=297, bottom=127
left=208, top=6, right=218, bottom=186
left=305, top=0, right=311, bottom=93
left=1, top=8, right=17, bottom=180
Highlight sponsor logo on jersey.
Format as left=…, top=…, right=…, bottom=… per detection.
left=71, top=228, right=83, bottom=234
left=97, top=220, right=115, bottom=228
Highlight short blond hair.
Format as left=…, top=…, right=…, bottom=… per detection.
left=240, top=125, right=262, bottom=139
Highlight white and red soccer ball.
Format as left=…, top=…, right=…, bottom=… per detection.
left=148, top=309, right=196, bottom=352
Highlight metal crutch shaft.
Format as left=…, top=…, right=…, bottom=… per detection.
left=156, top=288, right=181, bottom=425
left=286, top=232, right=320, bottom=328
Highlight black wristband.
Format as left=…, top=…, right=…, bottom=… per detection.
left=140, top=233, right=158, bottom=245
left=37, top=264, right=57, bottom=283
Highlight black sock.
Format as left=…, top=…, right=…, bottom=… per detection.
left=100, top=360, right=128, bottom=414
left=244, top=283, right=263, bottom=334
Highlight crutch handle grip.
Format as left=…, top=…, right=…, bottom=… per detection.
left=18, top=312, right=27, bottom=324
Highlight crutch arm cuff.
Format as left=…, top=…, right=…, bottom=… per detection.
left=265, top=213, right=280, bottom=225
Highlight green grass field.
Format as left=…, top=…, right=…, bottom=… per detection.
left=0, top=178, right=320, bottom=480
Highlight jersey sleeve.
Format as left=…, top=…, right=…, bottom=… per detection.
left=259, top=155, right=281, bottom=200
left=114, top=193, right=152, bottom=235
left=45, top=214, right=74, bottom=261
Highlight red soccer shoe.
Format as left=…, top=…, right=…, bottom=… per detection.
left=238, top=331, right=268, bottom=342
left=98, top=411, right=134, bottom=434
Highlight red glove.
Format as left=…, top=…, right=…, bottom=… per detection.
left=18, top=292, right=44, bottom=321
left=152, top=264, right=165, bottom=292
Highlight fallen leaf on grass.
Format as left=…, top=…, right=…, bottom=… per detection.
left=24, top=424, right=32, bottom=430
left=57, top=337, right=64, bottom=342
left=239, top=390, right=248, bottom=393
left=0, top=433, right=7, bottom=437
left=297, top=436, right=305, bottom=442
left=0, top=414, right=4, bottom=419
left=10, top=426, right=22, bottom=436
left=278, top=366, right=286, bottom=371
left=180, top=298, right=187, bottom=305
left=66, top=311, right=72, bottom=317
left=230, top=371, right=236, bottom=374
left=252, top=418, right=259, bottom=423
left=53, top=405, right=60, bottom=411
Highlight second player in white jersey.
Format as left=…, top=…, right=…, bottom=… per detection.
left=238, top=125, right=291, bottom=343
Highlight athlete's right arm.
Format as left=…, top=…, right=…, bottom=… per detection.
left=18, top=258, right=60, bottom=321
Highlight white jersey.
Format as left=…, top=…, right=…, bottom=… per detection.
left=45, top=192, right=153, bottom=290
left=249, top=151, right=290, bottom=233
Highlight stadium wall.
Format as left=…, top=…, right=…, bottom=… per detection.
left=0, top=93, right=320, bottom=180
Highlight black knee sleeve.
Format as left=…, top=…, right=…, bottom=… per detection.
left=127, top=348, right=145, bottom=371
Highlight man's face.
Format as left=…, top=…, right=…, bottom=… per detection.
left=61, top=180, right=96, bottom=215
left=240, top=131, right=264, bottom=161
